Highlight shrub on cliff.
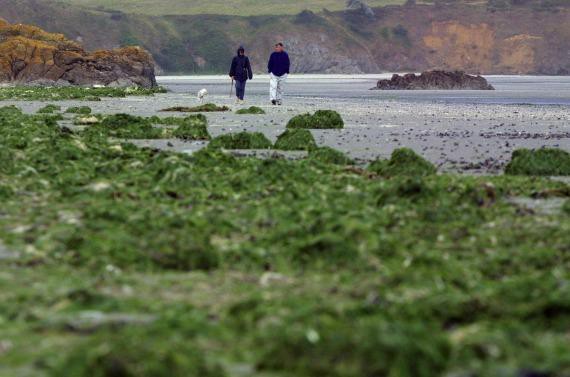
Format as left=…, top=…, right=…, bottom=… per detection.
left=274, top=129, right=317, bottom=151
left=368, top=148, right=436, bottom=177
left=287, top=110, right=344, bottom=129
left=505, top=148, right=570, bottom=176
left=208, top=132, right=272, bottom=149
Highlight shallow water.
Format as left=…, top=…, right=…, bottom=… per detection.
left=158, top=74, right=570, bottom=106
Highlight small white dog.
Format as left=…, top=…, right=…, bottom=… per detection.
left=197, top=88, right=208, bottom=103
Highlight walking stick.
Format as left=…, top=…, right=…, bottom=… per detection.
left=230, top=78, right=234, bottom=98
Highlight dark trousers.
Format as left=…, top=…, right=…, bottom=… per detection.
left=235, top=80, right=246, bottom=100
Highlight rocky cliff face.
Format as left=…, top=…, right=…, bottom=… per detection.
left=0, top=19, right=157, bottom=87
left=0, top=1, right=568, bottom=75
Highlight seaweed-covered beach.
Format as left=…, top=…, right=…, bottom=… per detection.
left=0, top=76, right=569, bottom=377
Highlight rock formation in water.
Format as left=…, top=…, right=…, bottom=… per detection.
left=0, top=19, right=157, bottom=87
left=374, top=71, right=495, bottom=90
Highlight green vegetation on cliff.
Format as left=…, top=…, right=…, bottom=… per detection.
left=61, top=0, right=405, bottom=16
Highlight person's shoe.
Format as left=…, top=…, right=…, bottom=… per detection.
left=240, top=99, right=245, bottom=105
left=271, top=100, right=277, bottom=106
left=277, top=101, right=283, bottom=106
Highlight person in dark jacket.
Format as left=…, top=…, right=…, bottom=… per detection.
left=267, top=42, right=290, bottom=105
left=229, top=46, right=253, bottom=104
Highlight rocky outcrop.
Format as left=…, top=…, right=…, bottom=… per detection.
left=0, top=19, right=156, bottom=87
left=374, top=71, right=495, bottom=90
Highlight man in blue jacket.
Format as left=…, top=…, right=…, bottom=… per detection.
left=267, top=42, right=290, bottom=105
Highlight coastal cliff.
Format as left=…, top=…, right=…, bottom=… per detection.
left=0, top=0, right=568, bottom=75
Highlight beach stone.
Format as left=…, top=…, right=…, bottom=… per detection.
left=374, top=71, right=494, bottom=90
left=0, top=18, right=157, bottom=88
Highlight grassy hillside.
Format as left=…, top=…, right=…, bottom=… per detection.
left=59, top=0, right=405, bottom=16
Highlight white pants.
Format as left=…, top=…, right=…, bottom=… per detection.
left=270, top=73, right=287, bottom=102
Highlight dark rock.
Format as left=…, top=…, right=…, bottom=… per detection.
left=373, top=70, right=494, bottom=90
left=0, top=18, right=157, bottom=87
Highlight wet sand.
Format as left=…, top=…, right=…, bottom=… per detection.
left=4, top=75, right=570, bottom=173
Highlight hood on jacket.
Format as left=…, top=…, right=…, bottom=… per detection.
left=237, top=46, right=245, bottom=56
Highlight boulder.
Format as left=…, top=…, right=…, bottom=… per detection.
left=0, top=19, right=157, bottom=87
left=373, top=70, right=494, bottom=90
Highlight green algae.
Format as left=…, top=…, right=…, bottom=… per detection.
left=66, top=106, right=92, bottom=115
left=148, top=115, right=201, bottom=126
left=563, top=200, right=570, bottom=215
left=236, top=106, right=265, bottom=115
left=37, top=104, right=61, bottom=114
left=81, top=113, right=209, bottom=140
left=0, top=108, right=569, bottom=377
left=308, top=146, right=353, bottom=165
left=505, top=148, right=570, bottom=176
left=208, top=132, right=272, bottom=149
left=83, top=113, right=166, bottom=139
left=286, top=110, right=344, bottom=129
left=257, top=319, right=450, bottom=377
left=369, top=148, right=437, bottom=177
left=51, top=327, right=226, bottom=377
left=0, top=86, right=166, bottom=101
left=171, top=115, right=211, bottom=140
left=0, top=104, right=23, bottom=117
left=274, top=129, right=317, bottom=151
left=161, top=103, right=230, bottom=113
